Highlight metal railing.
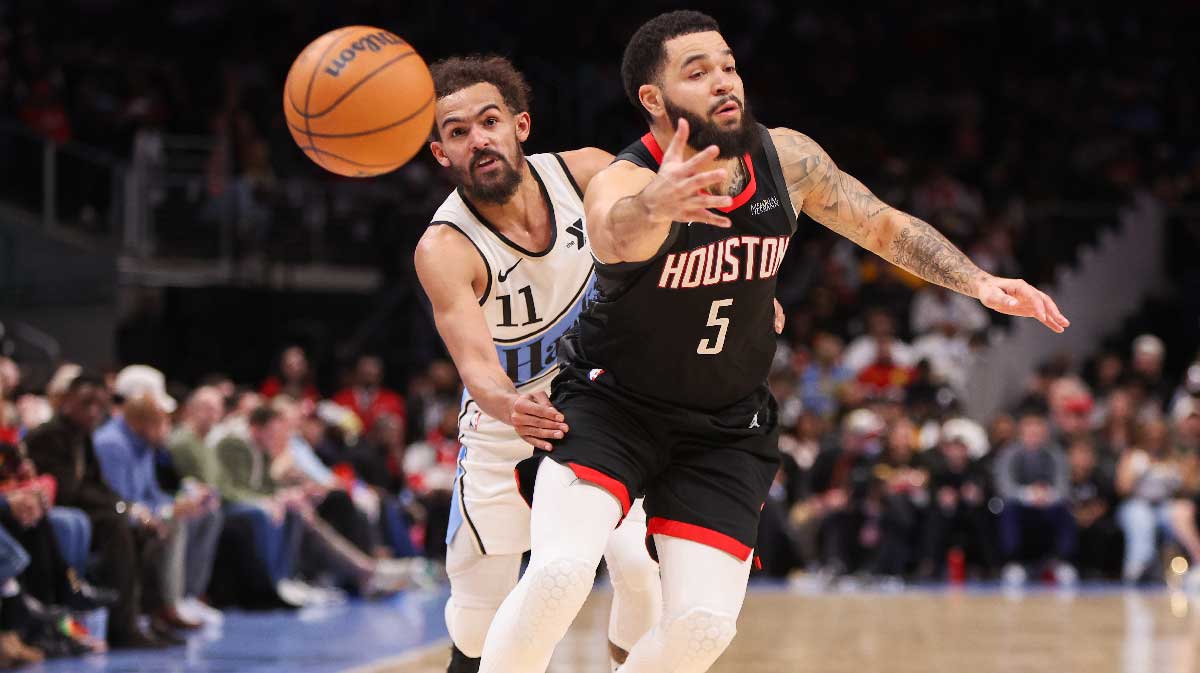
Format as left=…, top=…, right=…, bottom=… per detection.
left=0, top=122, right=445, bottom=270
left=0, top=120, right=127, bottom=247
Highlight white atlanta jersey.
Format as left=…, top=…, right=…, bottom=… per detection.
left=431, top=152, right=596, bottom=554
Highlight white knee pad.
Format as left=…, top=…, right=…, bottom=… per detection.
left=659, top=608, right=737, bottom=673
left=516, top=557, right=596, bottom=647
left=446, top=597, right=501, bottom=658
left=445, top=536, right=522, bottom=658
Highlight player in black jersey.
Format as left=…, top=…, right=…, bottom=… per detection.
left=479, top=11, right=1070, bottom=673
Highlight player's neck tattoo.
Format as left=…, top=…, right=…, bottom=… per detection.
left=725, top=157, right=749, bottom=196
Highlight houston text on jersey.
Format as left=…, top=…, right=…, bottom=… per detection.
left=656, top=234, right=790, bottom=289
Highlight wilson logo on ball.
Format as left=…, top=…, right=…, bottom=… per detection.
left=324, top=31, right=407, bottom=78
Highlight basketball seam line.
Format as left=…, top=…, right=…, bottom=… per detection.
left=298, top=144, right=404, bottom=168
left=295, top=50, right=416, bottom=120
left=287, top=92, right=433, bottom=138
left=303, top=27, right=357, bottom=170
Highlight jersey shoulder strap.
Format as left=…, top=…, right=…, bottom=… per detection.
left=614, top=133, right=661, bottom=169
left=757, top=123, right=799, bottom=235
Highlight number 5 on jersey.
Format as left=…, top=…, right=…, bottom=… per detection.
left=698, top=298, right=733, bottom=355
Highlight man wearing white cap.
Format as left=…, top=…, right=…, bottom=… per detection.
left=94, top=365, right=225, bottom=636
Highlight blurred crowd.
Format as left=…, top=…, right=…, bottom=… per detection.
left=2, top=1, right=1199, bottom=274
left=758, top=326, right=1200, bottom=591
left=0, top=325, right=1198, bottom=659
left=0, top=350, right=449, bottom=666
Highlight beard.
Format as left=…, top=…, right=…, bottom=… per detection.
left=662, top=93, right=760, bottom=159
left=457, top=145, right=524, bottom=204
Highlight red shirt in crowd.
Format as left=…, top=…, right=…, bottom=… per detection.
left=259, top=377, right=321, bottom=404
left=332, top=386, right=405, bottom=432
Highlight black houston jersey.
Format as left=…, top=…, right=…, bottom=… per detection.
left=568, top=124, right=798, bottom=412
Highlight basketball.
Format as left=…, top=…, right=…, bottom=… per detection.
left=283, top=26, right=434, bottom=177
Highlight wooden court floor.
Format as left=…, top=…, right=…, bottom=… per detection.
left=386, top=587, right=1200, bottom=673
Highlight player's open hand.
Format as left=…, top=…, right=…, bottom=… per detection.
left=638, top=118, right=733, bottom=228
left=511, top=391, right=569, bottom=451
left=773, top=298, right=785, bottom=334
left=976, top=275, right=1070, bottom=333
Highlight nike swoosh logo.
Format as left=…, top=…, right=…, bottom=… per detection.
left=498, top=259, right=522, bottom=282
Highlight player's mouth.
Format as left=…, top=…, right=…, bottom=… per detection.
left=472, top=153, right=505, bottom=174
left=712, top=100, right=741, bottom=120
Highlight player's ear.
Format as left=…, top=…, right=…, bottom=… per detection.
left=428, top=140, right=451, bottom=168
left=513, top=111, right=531, bottom=143
left=638, top=84, right=664, bottom=120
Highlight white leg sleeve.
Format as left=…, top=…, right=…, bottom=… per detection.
left=605, top=499, right=661, bottom=654
left=618, top=535, right=752, bottom=673
left=444, top=529, right=523, bottom=658
left=478, top=459, right=623, bottom=673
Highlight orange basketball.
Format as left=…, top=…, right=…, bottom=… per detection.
left=283, top=26, right=434, bottom=177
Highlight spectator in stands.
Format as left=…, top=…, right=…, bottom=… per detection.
left=864, top=417, right=927, bottom=579
left=993, top=409, right=1077, bottom=586
left=1047, top=378, right=1096, bottom=447
left=0, top=524, right=44, bottom=665
left=855, top=339, right=916, bottom=400
left=206, top=388, right=260, bottom=447
left=333, top=355, right=405, bottom=433
left=919, top=423, right=995, bottom=580
left=797, top=331, right=853, bottom=421
left=0, top=441, right=113, bottom=608
left=911, top=321, right=973, bottom=395
left=910, top=285, right=989, bottom=337
left=405, top=359, right=461, bottom=441
left=1114, top=418, right=1200, bottom=586
left=164, top=386, right=226, bottom=624
left=1089, top=351, right=1125, bottom=408
left=805, top=409, right=885, bottom=577
left=269, top=397, right=380, bottom=558
left=0, top=359, right=19, bottom=401
left=1096, top=386, right=1138, bottom=459
left=213, top=406, right=417, bottom=602
left=403, top=405, right=462, bottom=561
left=0, top=359, right=17, bottom=446
left=24, top=374, right=171, bottom=648
left=1172, top=396, right=1200, bottom=455
left=843, top=309, right=916, bottom=374
left=44, top=364, right=82, bottom=412
left=353, top=413, right=407, bottom=494
left=1066, top=437, right=1122, bottom=580
left=1130, top=334, right=1171, bottom=412
left=167, top=387, right=224, bottom=494
left=94, top=367, right=224, bottom=632
left=259, top=346, right=319, bottom=404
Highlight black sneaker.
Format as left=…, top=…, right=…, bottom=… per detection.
left=447, top=644, right=481, bottom=673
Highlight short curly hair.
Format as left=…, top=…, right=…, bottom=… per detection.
left=429, top=55, right=532, bottom=139
left=621, top=10, right=721, bottom=122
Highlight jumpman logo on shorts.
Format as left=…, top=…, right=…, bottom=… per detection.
left=749, top=412, right=760, bottom=429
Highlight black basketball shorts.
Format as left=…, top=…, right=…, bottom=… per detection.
left=515, top=363, right=780, bottom=563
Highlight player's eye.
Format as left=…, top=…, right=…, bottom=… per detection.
left=485, top=117, right=499, bottom=126
left=724, top=65, right=737, bottom=73
left=689, top=70, right=705, bottom=80
left=449, top=128, right=465, bottom=138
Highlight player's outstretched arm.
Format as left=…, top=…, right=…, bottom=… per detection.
left=414, top=227, right=568, bottom=450
left=770, top=127, right=1069, bottom=333
left=585, top=118, right=733, bottom=264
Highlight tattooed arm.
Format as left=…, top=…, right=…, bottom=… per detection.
left=769, top=127, right=1069, bottom=333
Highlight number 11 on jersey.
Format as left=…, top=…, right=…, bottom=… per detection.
left=697, top=299, right=734, bottom=355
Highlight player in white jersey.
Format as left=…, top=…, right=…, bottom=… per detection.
left=414, top=55, right=661, bottom=673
